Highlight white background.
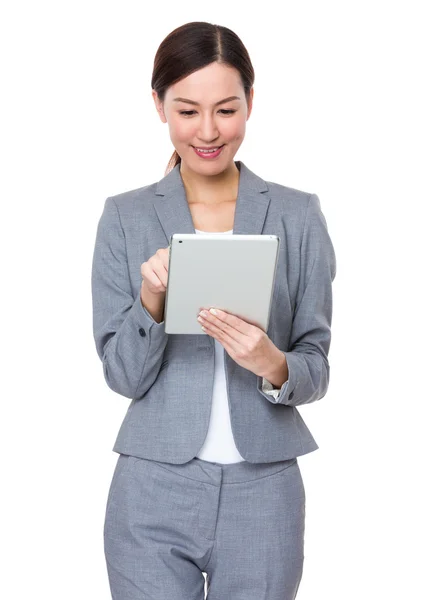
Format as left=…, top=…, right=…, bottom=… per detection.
left=1, top=1, right=423, bottom=598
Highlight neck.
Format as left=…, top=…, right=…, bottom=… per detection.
left=180, top=161, right=240, bottom=205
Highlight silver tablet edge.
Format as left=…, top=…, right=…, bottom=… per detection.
left=264, top=235, right=280, bottom=332
left=163, top=236, right=173, bottom=331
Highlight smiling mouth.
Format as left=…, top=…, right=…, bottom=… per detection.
left=192, top=144, right=224, bottom=150
left=192, top=146, right=225, bottom=157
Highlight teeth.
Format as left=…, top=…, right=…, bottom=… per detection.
left=196, top=147, right=220, bottom=153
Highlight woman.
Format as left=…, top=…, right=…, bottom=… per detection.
left=91, top=21, right=337, bottom=600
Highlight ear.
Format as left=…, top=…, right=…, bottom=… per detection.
left=247, top=87, right=254, bottom=121
left=152, top=89, right=167, bottom=123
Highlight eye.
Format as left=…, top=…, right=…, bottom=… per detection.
left=178, top=109, right=236, bottom=116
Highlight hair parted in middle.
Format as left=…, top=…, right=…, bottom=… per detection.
left=150, top=22, right=255, bottom=175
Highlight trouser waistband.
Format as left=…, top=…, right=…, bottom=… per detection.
left=135, top=455, right=298, bottom=486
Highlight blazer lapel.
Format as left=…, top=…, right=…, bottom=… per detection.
left=153, top=160, right=271, bottom=241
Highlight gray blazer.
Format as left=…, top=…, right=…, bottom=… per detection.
left=91, top=160, right=337, bottom=464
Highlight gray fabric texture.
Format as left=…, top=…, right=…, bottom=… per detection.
left=91, top=160, right=337, bottom=463
left=104, top=453, right=305, bottom=599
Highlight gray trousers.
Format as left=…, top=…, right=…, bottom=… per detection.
left=104, top=453, right=306, bottom=599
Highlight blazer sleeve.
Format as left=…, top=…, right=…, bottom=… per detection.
left=257, top=193, right=337, bottom=406
left=91, top=197, right=169, bottom=399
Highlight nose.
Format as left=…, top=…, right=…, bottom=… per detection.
left=197, top=114, right=220, bottom=144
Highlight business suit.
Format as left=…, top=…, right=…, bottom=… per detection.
left=91, top=159, right=336, bottom=599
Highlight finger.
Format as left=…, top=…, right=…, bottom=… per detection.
left=157, top=248, right=170, bottom=270
left=141, top=262, right=167, bottom=291
left=152, top=255, right=169, bottom=287
left=200, top=319, right=243, bottom=356
left=199, top=308, right=250, bottom=344
left=209, top=308, right=256, bottom=334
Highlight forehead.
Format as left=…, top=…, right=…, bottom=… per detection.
left=165, top=62, right=243, bottom=104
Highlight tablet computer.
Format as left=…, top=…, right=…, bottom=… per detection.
left=164, top=233, right=280, bottom=334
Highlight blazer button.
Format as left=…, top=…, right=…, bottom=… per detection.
left=138, top=327, right=146, bottom=337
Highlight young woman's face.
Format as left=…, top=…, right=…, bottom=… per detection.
left=153, top=62, right=253, bottom=175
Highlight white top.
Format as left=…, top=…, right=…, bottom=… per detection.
left=194, top=228, right=283, bottom=464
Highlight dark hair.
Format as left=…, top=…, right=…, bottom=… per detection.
left=151, top=22, right=255, bottom=175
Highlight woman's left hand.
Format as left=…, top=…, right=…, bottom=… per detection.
left=197, top=307, right=283, bottom=379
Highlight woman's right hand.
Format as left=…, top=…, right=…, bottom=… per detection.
left=140, top=247, right=169, bottom=295
left=139, top=248, right=169, bottom=323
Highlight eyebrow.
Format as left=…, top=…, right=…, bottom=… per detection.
left=172, top=96, right=241, bottom=106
